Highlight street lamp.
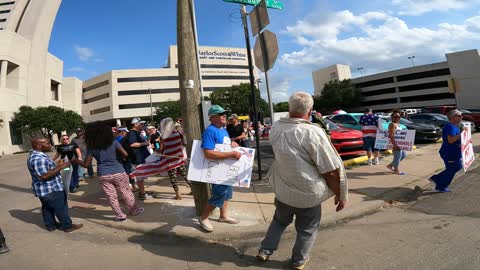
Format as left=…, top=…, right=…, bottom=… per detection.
left=408, top=56, right=416, bottom=67
left=357, top=67, right=364, bottom=77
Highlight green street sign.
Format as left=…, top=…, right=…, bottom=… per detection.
left=223, top=0, right=284, bottom=10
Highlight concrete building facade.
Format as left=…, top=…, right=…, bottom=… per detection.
left=0, top=0, right=82, bottom=154
left=82, top=45, right=254, bottom=125
left=312, top=49, right=480, bottom=111
left=312, top=64, right=351, bottom=96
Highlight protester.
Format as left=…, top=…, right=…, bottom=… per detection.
left=72, top=128, right=94, bottom=180
left=198, top=105, right=242, bottom=232
left=0, top=227, right=8, bottom=254
left=116, top=127, right=138, bottom=192
left=26, top=137, right=83, bottom=232
left=52, top=134, right=80, bottom=194
left=242, top=120, right=252, bottom=147
left=359, top=108, right=380, bottom=165
left=148, top=125, right=161, bottom=152
left=256, top=92, right=347, bottom=270
left=157, top=118, right=192, bottom=200
left=429, top=109, right=464, bottom=192
left=77, top=121, right=144, bottom=222
left=128, top=118, right=153, bottom=200
left=227, top=114, right=246, bottom=147
left=386, top=111, right=407, bottom=175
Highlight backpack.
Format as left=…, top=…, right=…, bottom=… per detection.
left=120, top=137, right=136, bottom=164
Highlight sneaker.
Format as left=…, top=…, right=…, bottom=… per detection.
left=367, top=159, right=372, bottom=166
left=373, top=158, right=380, bottom=165
left=64, top=223, right=83, bottom=233
left=114, top=217, right=127, bottom=222
left=130, top=207, right=145, bottom=216
left=69, top=187, right=77, bottom=193
left=197, top=217, right=214, bottom=232
left=138, top=193, right=153, bottom=200
left=0, top=242, right=9, bottom=254
left=256, top=249, right=272, bottom=261
left=435, top=187, right=452, bottom=193
left=290, top=258, right=310, bottom=270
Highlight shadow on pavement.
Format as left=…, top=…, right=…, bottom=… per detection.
left=0, top=183, right=33, bottom=194
left=352, top=185, right=438, bottom=203
left=9, top=207, right=46, bottom=230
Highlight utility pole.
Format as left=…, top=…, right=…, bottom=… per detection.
left=177, top=0, right=208, bottom=215
left=241, top=4, right=262, bottom=180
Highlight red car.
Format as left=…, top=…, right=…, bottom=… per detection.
left=325, top=120, right=364, bottom=156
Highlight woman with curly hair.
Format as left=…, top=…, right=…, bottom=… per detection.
left=77, top=121, right=144, bottom=222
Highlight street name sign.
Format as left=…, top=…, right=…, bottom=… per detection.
left=222, top=0, right=284, bottom=10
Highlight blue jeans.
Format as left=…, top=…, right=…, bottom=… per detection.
left=391, top=149, right=406, bottom=170
left=260, top=199, right=321, bottom=264
left=39, top=191, right=73, bottom=231
left=208, top=184, right=233, bottom=208
left=431, top=158, right=462, bottom=190
left=70, top=164, right=79, bottom=191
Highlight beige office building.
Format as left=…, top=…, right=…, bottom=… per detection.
left=0, top=0, right=82, bottom=155
left=312, top=49, right=480, bottom=111
left=82, top=45, right=255, bottom=125
left=312, top=64, right=351, bottom=96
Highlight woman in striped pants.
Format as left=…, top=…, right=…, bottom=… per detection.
left=77, top=121, right=144, bottom=222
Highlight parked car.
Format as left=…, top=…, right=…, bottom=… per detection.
left=330, top=113, right=407, bottom=131
left=325, top=120, right=364, bottom=156
left=422, top=106, right=457, bottom=115
left=460, top=109, right=480, bottom=130
left=409, top=113, right=476, bottom=130
left=381, top=116, right=441, bottom=142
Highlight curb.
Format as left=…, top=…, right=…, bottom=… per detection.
left=343, top=145, right=417, bottom=167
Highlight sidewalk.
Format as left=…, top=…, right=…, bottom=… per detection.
left=65, top=134, right=480, bottom=242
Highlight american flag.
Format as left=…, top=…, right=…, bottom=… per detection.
left=359, top=114, right=379, bottom=137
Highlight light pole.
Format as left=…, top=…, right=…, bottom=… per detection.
left=357, top=67, right=364, bottom=77
left=256, top=78, right=262, bottom=92
left=408, top=56, right=416, bottom=67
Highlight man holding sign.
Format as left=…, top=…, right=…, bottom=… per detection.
left=429, top=109, right=465, bottom=192
left=198, top=105, right=242, bottom=232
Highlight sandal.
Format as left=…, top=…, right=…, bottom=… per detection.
left=218, top=217, right=240, bottom=224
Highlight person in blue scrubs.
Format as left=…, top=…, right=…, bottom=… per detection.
left=198, top=105, right=242, bottom=232
left=429, top=109, right=465, bottom=192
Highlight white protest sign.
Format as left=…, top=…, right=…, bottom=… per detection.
left=187, top=140, right=255, bottom=188
left=461, top=127, right=475, bottom=172
left=374, top=129, right=416, bottom=151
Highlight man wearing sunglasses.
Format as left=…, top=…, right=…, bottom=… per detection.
left=198, top=105, right=242, bottom=232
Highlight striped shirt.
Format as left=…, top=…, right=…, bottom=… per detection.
left=266, top=117, right=348, bottom=209
left=130, top=131, right=186, bottom=178
left=27, top=150, right=64, bottom=197
left=359, top=113, right=379, bottom=138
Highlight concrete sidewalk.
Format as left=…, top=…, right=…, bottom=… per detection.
left=63, top=133, right=480, bottom=242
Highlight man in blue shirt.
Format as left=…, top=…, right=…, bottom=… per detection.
left=198, top=105, right=242, bottom=232
left=26, top=137, right=83, bottom=232
left=429, top=109, right=465, bottom=192
left=128, top=118, right=152, bottom=200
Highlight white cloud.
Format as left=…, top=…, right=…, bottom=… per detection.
left=67, top=67, right=85, bottom=72
left=392, top=0, right=474, bottom=16
left=280, top=10, right=480, bottom=76
left=74, top=45, right=95, bottom=62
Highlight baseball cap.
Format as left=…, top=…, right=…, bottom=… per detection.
left=208, top=105, right=227, bottom=116
left=131, top=118, right=146, bottom=125
left=229, top=113, right=239, bottom=120
left=117, top=127, right=129, bottom=132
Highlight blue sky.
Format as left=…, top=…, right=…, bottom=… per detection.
left=49, top=0, right=480, bottom=102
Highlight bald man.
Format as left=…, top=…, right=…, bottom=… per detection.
left=26, top=137, right=83, bottom=232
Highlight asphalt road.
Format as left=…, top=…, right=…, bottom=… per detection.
left=1, top=154, right=479, bottom=270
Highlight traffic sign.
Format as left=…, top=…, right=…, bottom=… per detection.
left=250, top=0, right=269, bottom=36
left=254, top=30, right=279, bottom=72
left=222, top=0, right=284, bottom=10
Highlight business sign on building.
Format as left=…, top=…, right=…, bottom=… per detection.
left=461, top=127, right=475, bottom=172
left=374, top=130, right=416, bottom=151
left=198, top=49, right=247, bottom=62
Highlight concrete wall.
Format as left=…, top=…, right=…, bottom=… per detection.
left=312, top=64, right=352, bottom=96
left=62, top=77, right=83, bottom=115
left=446, top=50, right=480, bottom=110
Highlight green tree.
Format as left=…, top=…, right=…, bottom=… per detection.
left=154, top=100, right=182, bottom=121
left=209, top=83, right=270, bottom=117
left=313, top=79, right=362, bottom=113
left=11, top=105, right=83, bottom=145
left=273, top=101, right=289, bottom=112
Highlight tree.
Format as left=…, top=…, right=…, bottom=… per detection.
left=154, top=100, right=182, bottom=121
left=11, top=106, right=83, bottom=145
left=273, top=101, right=289, bottom=112
left=209, top=83, right=270, bottom=117
left=313, top=79, right=362, bottom=113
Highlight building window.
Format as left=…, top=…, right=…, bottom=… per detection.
left=90, top=106, right=110, bottom=115
left=0, top=2, right=15, bottom=6
left=0, top=18, right=6, bottom=22
left=0, top=9, right=11, bottom=14
left=50, top=80, right=60, bottom=101
left=83, top=80, right=109, bottom=92
left=398, top=81, right=448, bottom=92
left=329, top=72, right=337, bottom=80
left=9, top=121, right=23, bottom=145
left=118, top=88, right=179, bottom=96
left=356, top=77, right=394, bottom=88
left=83, top=93, right=110, bottom=104
left=396, top=68, right=450, bottom=82
left=117, top=76, right=178, bottom=83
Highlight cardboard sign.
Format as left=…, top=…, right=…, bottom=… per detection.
left=187, top=140, right=255, bottom=188
left=374, top=130, right=416, bottom=151
left=461, top=127, right=475, bottom=172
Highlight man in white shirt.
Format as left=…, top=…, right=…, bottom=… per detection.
left=256, top=92, right=348, bottom=270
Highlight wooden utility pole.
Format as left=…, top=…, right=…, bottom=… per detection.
left=177, top=0, right=209, bottom=215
